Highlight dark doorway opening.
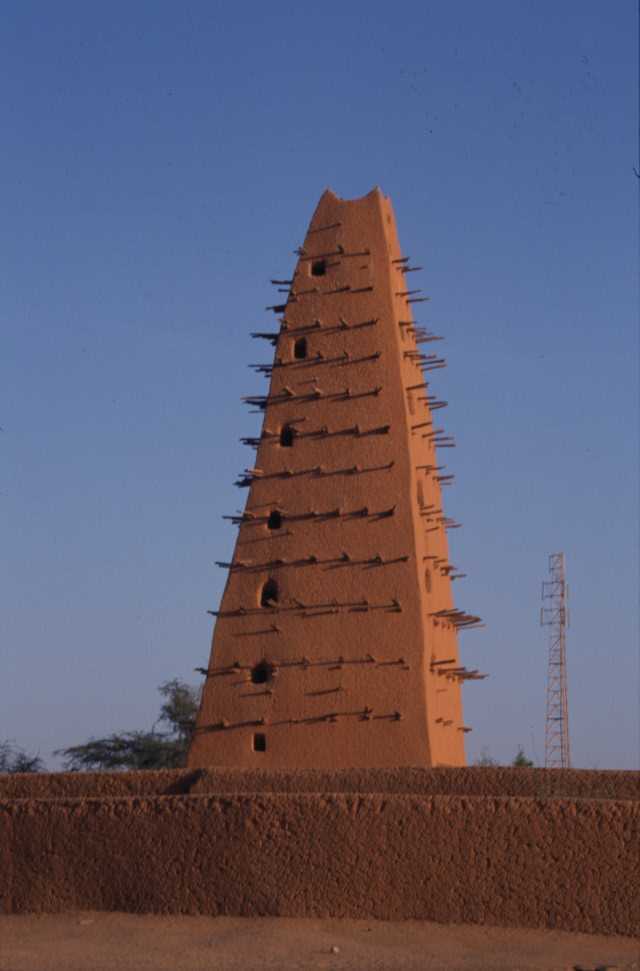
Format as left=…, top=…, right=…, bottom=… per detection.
left=260, top=578, right=279, bottom=608
left=294, top=336, right=308, bottom=360
left=280, top=424, right=296, bottom=447
left=251, top=660, right=275, bottom=685
left=267, top=510, right=283, bottom=530
left=311, top=259, right=327, bottom=276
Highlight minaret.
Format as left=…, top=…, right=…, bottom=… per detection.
left=188, top=188, right=484, bottom=770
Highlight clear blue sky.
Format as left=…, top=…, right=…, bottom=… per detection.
left=1, top=1, right=637, bottom=769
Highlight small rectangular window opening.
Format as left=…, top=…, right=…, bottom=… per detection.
left=311, top=259, right=327, bottom=276
left=253, top=732, right=267, bottom=752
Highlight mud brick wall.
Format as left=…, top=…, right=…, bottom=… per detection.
left=1, top=783, right=638, bottom=935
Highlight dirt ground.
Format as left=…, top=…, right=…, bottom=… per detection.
left=0, top=914, right=638, bottom=971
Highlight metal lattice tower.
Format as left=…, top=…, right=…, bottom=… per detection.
left=540, top=552, right=570, bottom=768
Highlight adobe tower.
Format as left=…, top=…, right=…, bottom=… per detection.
left=188, top=188, right=484, bottom=770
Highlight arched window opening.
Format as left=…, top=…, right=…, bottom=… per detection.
left=260, top=578, right=279, bottom=608
left=293, top=336, right=308, bottom=360
left=251, top=660, right=275, bottom=685
left=311, top=259, right=327, bottom=276
left=267, top=510, right=283, bottom=530
left=280, top=424, right=295, bottom=447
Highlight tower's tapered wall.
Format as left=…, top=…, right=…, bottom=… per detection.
left=189, top=188, right=481, bottom=770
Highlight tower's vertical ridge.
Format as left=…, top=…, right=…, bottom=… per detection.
left=188, top=188, right=484, bottom=769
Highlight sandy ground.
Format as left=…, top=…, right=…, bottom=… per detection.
left=0, top=914, right=638, bottom=971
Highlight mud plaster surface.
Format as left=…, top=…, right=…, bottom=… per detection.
left=1, top=914, right=639, bottom=971
left=191, top=187, right=469, bottom=770
left=2, top=768, right=639, bottom=937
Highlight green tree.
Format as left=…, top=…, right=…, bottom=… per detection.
left=55, top=679, right=200, bottom=772
left=473, top=747, right=536, bottom=767
left=474, top=747, right=499, bottom=766
left=512, top=747, right=534, bottom=768
left=0, top=740, right=44, bottom=773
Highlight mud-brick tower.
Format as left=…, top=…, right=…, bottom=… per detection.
left=189, top=188, right=484, bottom=770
